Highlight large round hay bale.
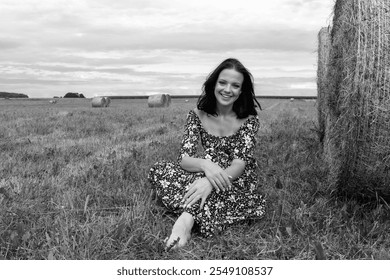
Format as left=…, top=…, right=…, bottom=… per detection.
left=91, top=97, right=110, bottom=108
left=324, top=0, right=390, bottom=200
left=148, top=94, right=171, bottom=108
left=165, top=94, right=171, bottom=106
left=104, top=97, right=111, bottom=107
left=317, top=27, right=331, bottom=144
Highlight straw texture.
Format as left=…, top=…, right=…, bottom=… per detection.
left=324, top=0, right=390, bottom=199
left=92, top=97, right=111, bottom=107
left=148, top=94, right=171, bottom=108
left=317, top=27, right=332, bottom=143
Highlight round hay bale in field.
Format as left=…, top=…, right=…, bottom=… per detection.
left=165, top=94, right=171, bottom=106
left=104, top=97, right=111, bottom=107
left=91, top=97, right=110, bottom=108
left=324, top=0, right=390, bottom=200
left=317, top=27, right=331, bottom=144
left=148, top=94, right=171, bottom=108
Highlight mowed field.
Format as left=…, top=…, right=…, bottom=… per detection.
left=0, top=98, right=389, bottom=260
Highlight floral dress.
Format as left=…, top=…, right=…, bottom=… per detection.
left=148, top=110, right=266, bottom=237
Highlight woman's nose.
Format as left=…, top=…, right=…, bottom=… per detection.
left=224, top=84, right=232, bottom=92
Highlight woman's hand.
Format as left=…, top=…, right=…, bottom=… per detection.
left=182, top=177, right=213, bottom=210
left=202, top=160, right=232, bottom=192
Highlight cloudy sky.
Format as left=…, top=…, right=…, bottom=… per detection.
left=0, top=0, right=334, bottom=98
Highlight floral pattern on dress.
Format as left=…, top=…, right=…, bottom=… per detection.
left=148, top=110, right=266, bottom=237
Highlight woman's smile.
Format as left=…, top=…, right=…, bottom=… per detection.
left=214, top=68, right=243, bottom=107
left=219, top=92, right=233, bottom=99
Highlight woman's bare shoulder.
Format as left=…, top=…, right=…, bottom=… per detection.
left=239, top=114, right=256, bottom=124
left=193, top=108, right=205, bottom=118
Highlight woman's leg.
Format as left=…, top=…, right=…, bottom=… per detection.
left=166, top=211, right=194, bottom=249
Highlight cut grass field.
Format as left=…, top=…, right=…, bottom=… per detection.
left=0, top=98, right=389, bottom=260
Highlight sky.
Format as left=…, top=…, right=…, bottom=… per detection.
left=0, top=0, right=334, bottom=98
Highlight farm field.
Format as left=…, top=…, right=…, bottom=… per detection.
left=0, top=98, right=389, bottom=260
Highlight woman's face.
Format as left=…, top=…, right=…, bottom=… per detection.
left=214, top=68, right=243, bottom=108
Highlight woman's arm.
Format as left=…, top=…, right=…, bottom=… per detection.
left=180, top=156, right=208, bottom=173
left=180, top=159, right=246, bottom=210
left=223, top=158, right=246, bottom=181
left=180, top=156, right=246, bottom=192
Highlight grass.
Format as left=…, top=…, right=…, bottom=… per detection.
left=0, top=98, right=389, bottom=260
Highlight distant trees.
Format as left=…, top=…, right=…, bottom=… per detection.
left=0, top=92, right=29, bottom=98
left=63, top=92, right=86, bottom=98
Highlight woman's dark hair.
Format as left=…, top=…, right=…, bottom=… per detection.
left=197, top=58, right=262, bottom=118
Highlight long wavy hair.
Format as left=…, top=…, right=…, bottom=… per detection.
left=197, top=58, right=261, bottom=118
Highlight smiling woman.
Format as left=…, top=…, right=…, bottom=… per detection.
left=198, top=58, right=262, bottom=118
left=148, top=58, right=265, bottom=251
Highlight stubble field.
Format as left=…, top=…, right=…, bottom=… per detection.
left=0, top=98, right=389, bottom=260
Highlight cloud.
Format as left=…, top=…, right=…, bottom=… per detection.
left=0, top=0, right=335, bottom=97
left=0, top=39, right=21, bottom=50
left=46, top=26, right=316, bottom=53
left=0, top=46, right=319, bottom=97
left=0, top=0, right=333, bottom=53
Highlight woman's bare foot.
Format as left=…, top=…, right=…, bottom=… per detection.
left=165, top=212, right=194, bottom=251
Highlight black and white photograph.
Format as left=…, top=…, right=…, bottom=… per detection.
left=0, top=0, right=389, bottom=278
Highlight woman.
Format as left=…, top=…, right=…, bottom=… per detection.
left=148, top=58, right=266, bottom=250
